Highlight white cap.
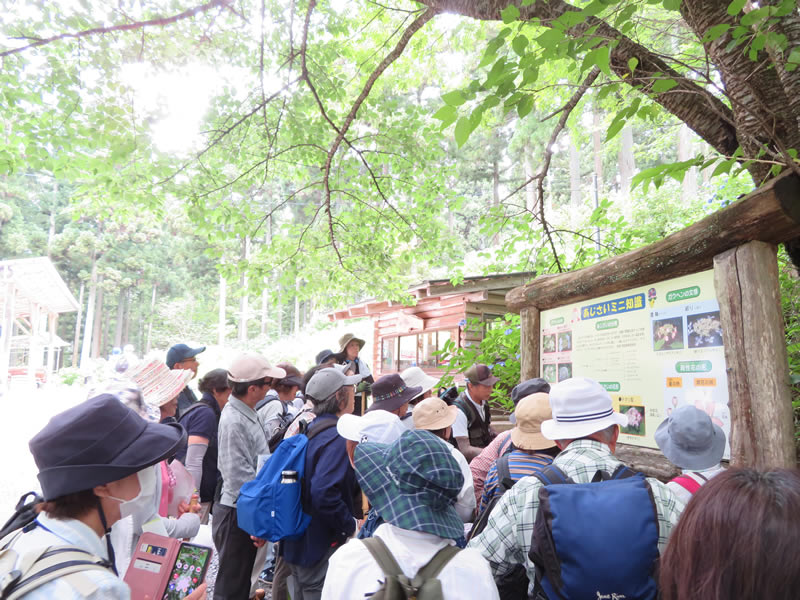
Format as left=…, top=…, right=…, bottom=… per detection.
left=540, top=377, right=627, bottom=441
left=337, top=410, right=407, bottom=444
left=228, top=352, right=286, bottom=383
left=400, top=366, right=439, bottom=400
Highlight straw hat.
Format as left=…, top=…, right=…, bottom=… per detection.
left=128, top=358, right=193, bottom=407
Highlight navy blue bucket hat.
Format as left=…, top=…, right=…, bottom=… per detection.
left=29, top=394, right=186, bottom=500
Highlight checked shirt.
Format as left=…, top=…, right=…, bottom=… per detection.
left=468, top=439, right=685, bottom=583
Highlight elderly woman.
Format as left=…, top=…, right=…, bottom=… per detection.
left=0, top=395, right=206, bottom=599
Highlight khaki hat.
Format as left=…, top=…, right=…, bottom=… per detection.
left=227, top=352, right=286, bottom=383
left=511, top=392, right=556, bottom=450
left=413, top=397, right=458, bottom=431
left=338, top=333, right=365, bottom=353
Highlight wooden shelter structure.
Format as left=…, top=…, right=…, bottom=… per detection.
left=0, top=257, right=78, bottom=388
left=328, top=272, right=534, bottom=380
left=507, top=171, right=800, bottom=475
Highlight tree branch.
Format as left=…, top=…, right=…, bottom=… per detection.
left=1, top=0, right=233, bottom=58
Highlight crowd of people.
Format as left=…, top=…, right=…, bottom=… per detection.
left=1, top=332, right=798, bottom=600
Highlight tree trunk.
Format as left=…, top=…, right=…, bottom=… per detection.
left=79, top=258, right=97, bottom=368
left=122, top=290, right=131, bottom=346
left=492, top=159, right=500, bottom=246
left=677, top=124, right=698, bottom=203
left=618, top=125, right=635, bottom=203
left=592, top=107, right=604, bottom=195
left=218, top=272, right=227, bottom=346
left=145, top=284, right=157, bottom=354
left=113, top=291, right=125, bottom=349
left=568, top=130, right=581, bottom=206
left=239, top=236, right=250, bottom=342
left=91, top=283, right=103, bottom=358
left=294, top=277, right=301, bottom=336
left=524, top=147, right=536, bottom=211
left=71, top=281, right=84, bottom=367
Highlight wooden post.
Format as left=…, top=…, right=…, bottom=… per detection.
left=519, top=306, right=540, bottom=381
left=713, top=241, right=796, bottom=468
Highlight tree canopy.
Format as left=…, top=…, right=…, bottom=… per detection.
left=2, top=0, right=799, bottom=306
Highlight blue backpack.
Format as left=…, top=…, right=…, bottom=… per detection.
left=237, top=419, right=336, bottom=542
left=528, top=465, right=660, bottom=600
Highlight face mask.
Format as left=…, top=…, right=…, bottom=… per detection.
left=107, top=464, right=159, bottom=521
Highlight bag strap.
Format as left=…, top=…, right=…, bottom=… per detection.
left=0, top=493, right=41, bottom=542
left=532, top=464, right=572, bottom=487
left=496, top=453, right=515, bottom=493
left=306, top=418, right=337, bottom=441
left=361, top=537, right=404, bottom=579
left=671, top=474, right=703, bottom=494
left=414, top=544, right=460, bottom=581
left=1, top=545, right=113, bottom=600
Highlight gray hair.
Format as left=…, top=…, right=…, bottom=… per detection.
left=311, top=387, right=349, bottom=417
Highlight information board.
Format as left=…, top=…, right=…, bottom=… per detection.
left=540, top=270, right=730, bottom=456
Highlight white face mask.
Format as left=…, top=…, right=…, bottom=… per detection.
left=107, top=464, right=159, bottom=521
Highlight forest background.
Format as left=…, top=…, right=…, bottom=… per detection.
left=0, top=0, right=798, bottom=440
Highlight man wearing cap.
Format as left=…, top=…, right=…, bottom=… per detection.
left=282, top=365, right=365, bottom=600
left=469, top=378, right=550, bottom=503
left=257, top=363, right=305, bottom=437
left=166, top=342, right=206, bottom=418
left=414, top=396, right=476, bottom=524
left=321, top=430, right=499, bottom=599
left=470, top=377, right=684, bottom=587
left=655, top=405, right=727, bottom=505
left=335, top=333, right=373, bottom=415
left=213, top=353, right=285, bottom=600
left=452, top=364, right=499, bottom=462
left=478, top=393, right=558, bottom=515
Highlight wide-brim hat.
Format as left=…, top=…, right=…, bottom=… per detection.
left=337, top=411, right=407, bottom=445
left=511, top=393, right=556, bottom=451
left=413, top=397, right=458, bottom=431
left=400, top=367, right=439, bottom=400
left=338, top=333, right=365, bottom=353
left=354, top=430, right=464, bottom=539
left=128, top=358, right=193, bottom=407
left=165, top=343, right=205, bottom=369
left=30, top=394, right=186, bottom=500
left=655, top=405, right=726, bottom=470
left=541, top=377, right=627, bottom=441
left=368, top=373, right=422, bottom=413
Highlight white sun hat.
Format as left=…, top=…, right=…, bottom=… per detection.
left=127, top=358, right=193, bottom=407
left=337, top=410, right=407, bottom=445
left=540, top=377, right=627, bottom=441
left=400, top=366, right=439, bottom=400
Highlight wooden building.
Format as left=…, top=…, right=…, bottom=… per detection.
left=328, top=272, right=534, bottom=380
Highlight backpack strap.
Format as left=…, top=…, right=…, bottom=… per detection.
left=1, top=545, right=113, bottom=600
left=414, top=544, right=460, bottom=581
left=306, top=418, right=337, bottom=441
left=495, top=453, right=515, bottom=493
left=361, top=537, right=404, bottom=579
left=532, top=464, right=573, bottom=487
left=671, top=474, right=704, bottom=494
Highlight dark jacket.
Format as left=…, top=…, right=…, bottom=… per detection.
left=455, top=391, right=492, bottom=449
left=176, top=385, right=198, bottom=419
left=282, top=414, right=357, bottom=567
left=176, top=391, right=222, bottom=503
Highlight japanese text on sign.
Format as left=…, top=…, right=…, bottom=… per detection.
left=581, top=293, right=645, bottom=320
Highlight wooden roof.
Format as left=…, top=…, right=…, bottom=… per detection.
left=0, top=257, right=79, bottom=317
left=328, top=271, right=535, bottom=321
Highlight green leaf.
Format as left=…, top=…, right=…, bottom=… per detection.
left=663, top=0, right=681, bottom=10
left=512, top=35, right=529, bottom=56
left=628, top=57, right=638, bottom=73
left=652, top=78, right=678, bottom=93
left=441, top=90, right=466, bottom=106
left=536, top=28, right=564, bottom=50
left=517, top=95, right=534, bottom=118
left=454, top=117, right=474, bottom=148
left=594, top=45, right=611, bottom=76
left=501, top=4, right=521, bottom=23
left=711, top=158, right=736, bottom=178
left=727, top=0, right=746, bottom=15
left=432, top=105, right=458, bottom=127
left=741, top=7, right=769, bottom=26
left=606, top=118, right=626, bottom=141
left=703, top=24, right=730, bottom=43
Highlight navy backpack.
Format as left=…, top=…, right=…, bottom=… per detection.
left=528, top=465, right=660, bottom=600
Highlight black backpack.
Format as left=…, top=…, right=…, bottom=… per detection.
left=267, top=408, right=313, bottom=453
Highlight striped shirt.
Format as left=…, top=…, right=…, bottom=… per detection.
left=468, top=439, right=684, bottom=583
left=469, top=431, right=512, bottom=504
left=479, top=449, right=553, bottom=514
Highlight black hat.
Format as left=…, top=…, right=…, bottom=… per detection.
left=368, top=374, right=422, bottom=413
left=166, top=343, right=205, bottom=369
left=315, top=349, right=335, bottom=365
left=29, top=394, right=186, bottom=501
left=511, top=378, right=551, bottom=405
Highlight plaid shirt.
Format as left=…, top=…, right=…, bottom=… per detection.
left=468, top=439, right=684, bottom=582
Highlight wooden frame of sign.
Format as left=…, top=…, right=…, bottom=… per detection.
left=507, top=171, right=800, bottom=478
